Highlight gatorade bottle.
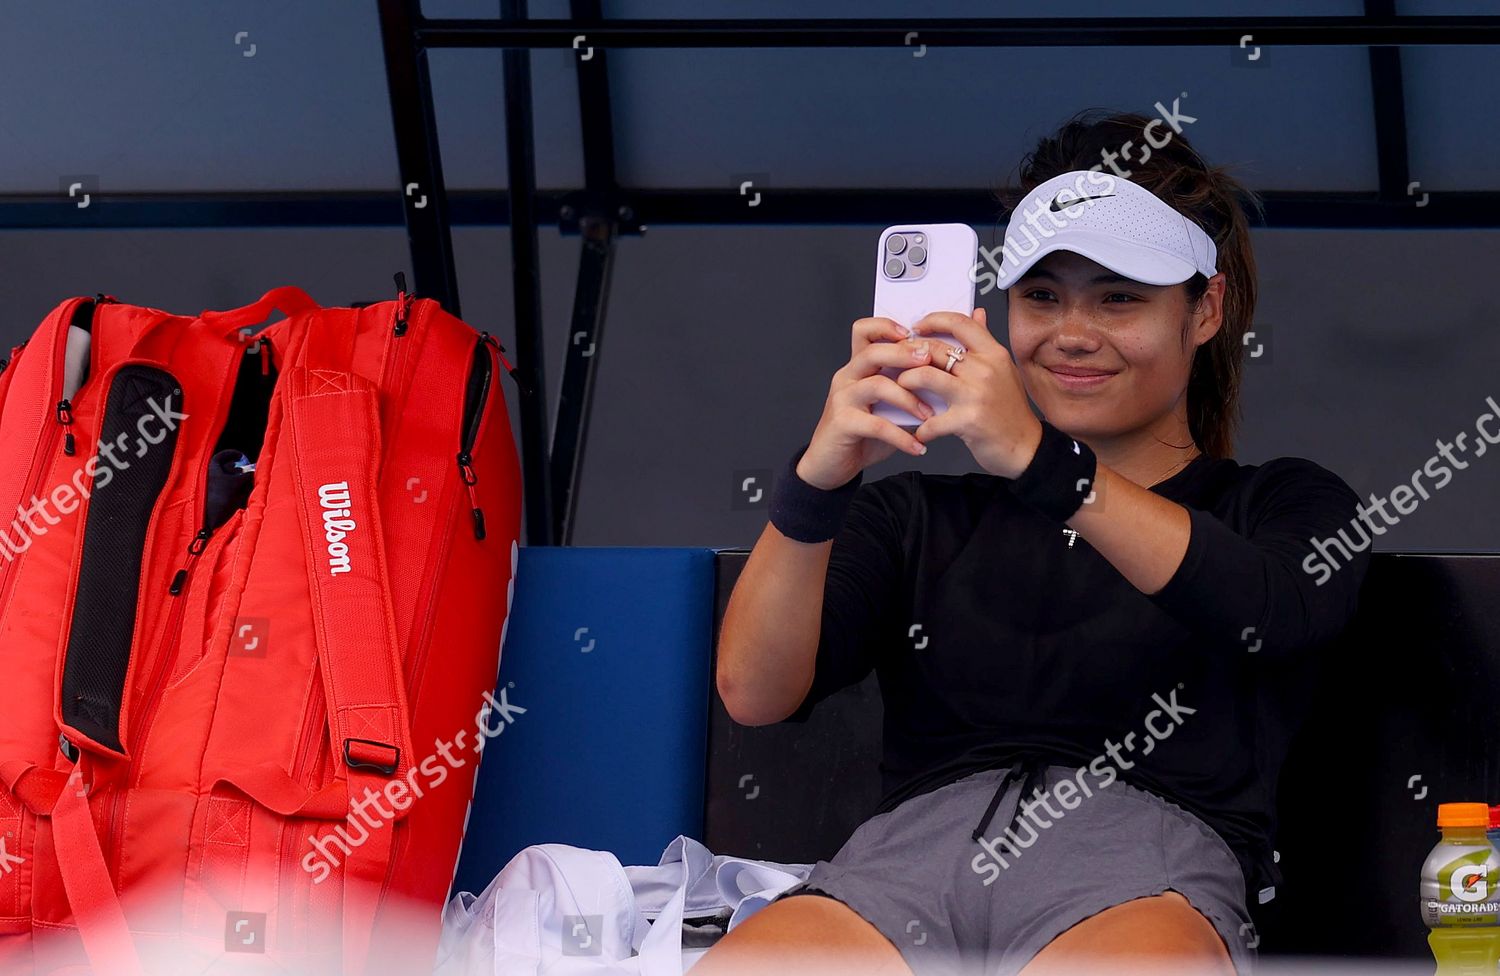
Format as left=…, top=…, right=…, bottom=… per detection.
left=1422, top=802, right=1500, bottom=975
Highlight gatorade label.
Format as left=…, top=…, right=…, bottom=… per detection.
left=1421, top=843, right=1500, bottom=928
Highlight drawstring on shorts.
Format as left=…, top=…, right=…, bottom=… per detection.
left=971, top=757, right=1048, bottom=844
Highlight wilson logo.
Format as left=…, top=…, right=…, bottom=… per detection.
left=318, top=482, right=356, bottom=576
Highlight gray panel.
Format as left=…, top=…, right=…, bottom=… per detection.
left=427, top=48, right=586, bottom=190
left=4, top=224, right=1498, bottom=552
left=561, top=225, right=1500, bottom=552
left=0, top=0, right=586, bottom=194
left=1402, top=47, right=1500, bottom=191
left=607, top=47, right=1379, bottom=191
left=0, top=1, right=398, bottom=193
left=428, top=51, right=509, bottom=191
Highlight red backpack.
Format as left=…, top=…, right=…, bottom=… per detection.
left=0, top=284, right=522, bottom=974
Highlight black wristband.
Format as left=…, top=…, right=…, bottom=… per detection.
left=1006, top=420, right=1098, bottom=522
left=768, top=443, right=863, bottom=543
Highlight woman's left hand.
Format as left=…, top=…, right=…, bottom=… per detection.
left=900, top=308, right=1044, bottom=479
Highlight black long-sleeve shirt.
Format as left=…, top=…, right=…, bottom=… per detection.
left=785, top=452, right=1371, bottom=905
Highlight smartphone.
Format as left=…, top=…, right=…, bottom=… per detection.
left=870, top=223, right=978, bottom=428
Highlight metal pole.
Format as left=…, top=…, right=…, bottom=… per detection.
left=377, top=0, right=462, bottom=314
left=501, top=0, right=553, bottom=546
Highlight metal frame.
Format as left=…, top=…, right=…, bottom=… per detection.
left=417, top=14, right=1500, bottom=48
left=8, top=9, right=1500, bottom=542
left=550, top=0, right=618, bottom=548
left=384, top=7, right=1500, bottom=546
left=1364, top=0, right=1411, bottom=207
left=397, top=8, right=1500, bottom=545
left=498, top=0, right=553, bottom=548
left=377, top=0, right=461, bottom=316
left=14, top=188, right=1500, bottom=230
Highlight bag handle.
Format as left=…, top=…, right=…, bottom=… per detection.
left=283, top=363, right=415, bottom=976
left=199, top=286, right=319, bottom=333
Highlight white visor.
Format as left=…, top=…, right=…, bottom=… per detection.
left=993, top=169, right=1218, bottom=289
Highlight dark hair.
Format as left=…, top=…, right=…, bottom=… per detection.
left=996, top=109, right=1264, bottom=460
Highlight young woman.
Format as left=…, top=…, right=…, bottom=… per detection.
left=702, top=111, right=1371, bottom=976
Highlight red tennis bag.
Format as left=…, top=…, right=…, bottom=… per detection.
left=0, top=284, right=522, bottom=975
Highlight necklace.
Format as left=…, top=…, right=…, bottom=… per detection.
left=1147, top=450, right=1201, bottom=489
left=1060, top=450, right=1202, bottom=549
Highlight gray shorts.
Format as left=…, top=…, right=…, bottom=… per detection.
left=774, top=762, right=1257, bottom=975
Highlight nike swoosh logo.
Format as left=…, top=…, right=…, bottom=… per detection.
left=1050, top=192, right=1115, bottom=212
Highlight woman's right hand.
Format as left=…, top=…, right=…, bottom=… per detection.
left=795, top=316, right=940, bottom=490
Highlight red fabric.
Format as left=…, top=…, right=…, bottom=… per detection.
left=0, top=288, right=522, bottom=974
left=48, top=764, right=143, bottom=976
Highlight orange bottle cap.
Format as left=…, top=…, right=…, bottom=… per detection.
left=1437, top=802, right=1491, bottom=828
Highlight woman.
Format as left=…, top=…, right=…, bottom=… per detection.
left=702, top=111, right=1371, bottom=976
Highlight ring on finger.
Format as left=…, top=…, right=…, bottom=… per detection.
left=942, top=345, right=966, bottom=373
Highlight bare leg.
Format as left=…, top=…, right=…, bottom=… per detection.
left=1017, top=891, right=1235, bottom=976
left=690, top=893, right=914, bottom=976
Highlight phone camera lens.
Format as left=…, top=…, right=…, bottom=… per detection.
left=907, top=245, right=927, bottom=266
left=884, top=257, right=906, bottom=278
left=886, top=234, right=908, bottom=255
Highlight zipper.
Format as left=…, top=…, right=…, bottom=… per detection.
left=485, top=330, right=525, bottom=397
left=484, top=332, right=518, bottom=378
left=371, top=334, right=503, bottom=909
left=52, top=294, right=113, bottom=458
left=170, top=530, right=210, bottom=595
left=379, top=273, right=422, bottom=401
left=82, top=294, right=117, bottom=386
left=139, top=515, right=241, bottom=756
left=457, top=335, right=498, bottom=541
left=290, top=683, right=325, bottom=788
left=394, top=351, right=488, bottom=733
left=109, top=513, right=239, bottom=871
left=56, top=398, right=75, bottom=456
left=39, top=298, right=90, bottom=464
left=454, top=307, right=521, bottom=395
left=392, top=272, right=413, bottom=338
left=0, top=298, right=96, bottom=614
left=389, top=331, right=501, bottom=711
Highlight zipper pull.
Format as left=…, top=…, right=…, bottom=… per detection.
left=393, top=272, right=413, bottom=337
left=480, top=332, right=529, bottom=397
left=457, top=452, right=486, bottom=541
left=169, top=528, right=211, bottom=596
left=57, top=399, right=76, bottom=456
left=93, top=293, right=118, bottom=306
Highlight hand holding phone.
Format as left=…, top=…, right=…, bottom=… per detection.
left=870, top=223, right=978, bottom=428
